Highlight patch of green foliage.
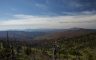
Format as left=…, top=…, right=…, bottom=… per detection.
left=0, top=32, right=96, bottom=60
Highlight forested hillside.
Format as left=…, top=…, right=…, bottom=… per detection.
left=0, top=32, right=96, bottom=60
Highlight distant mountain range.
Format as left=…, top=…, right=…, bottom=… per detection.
left=0, top=28, right=96, bottom=41
left=34, top=28, right=96, bottom=40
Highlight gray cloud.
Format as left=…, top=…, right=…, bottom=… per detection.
left=0, top=13, right=95, bottom=30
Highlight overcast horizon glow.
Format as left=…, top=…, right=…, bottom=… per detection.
left=0, top=0, right=96, bottom=30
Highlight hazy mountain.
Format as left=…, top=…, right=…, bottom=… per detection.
left=0, top=28, right=96, bottom=41
left=34, top=28, right=96, bottom=40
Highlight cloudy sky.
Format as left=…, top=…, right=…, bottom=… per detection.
left=0, top=0, right=96, bottom=30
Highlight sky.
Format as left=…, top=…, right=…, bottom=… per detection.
left=0, top=0, right=96, bottom=30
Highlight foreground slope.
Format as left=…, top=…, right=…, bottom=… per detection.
left=0, top=28, right=96, bottom=60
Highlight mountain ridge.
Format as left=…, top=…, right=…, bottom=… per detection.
left=0, top=28, right=96, bottom=41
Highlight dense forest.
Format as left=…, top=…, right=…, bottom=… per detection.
left=0, top=32, right=96, bottom=60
